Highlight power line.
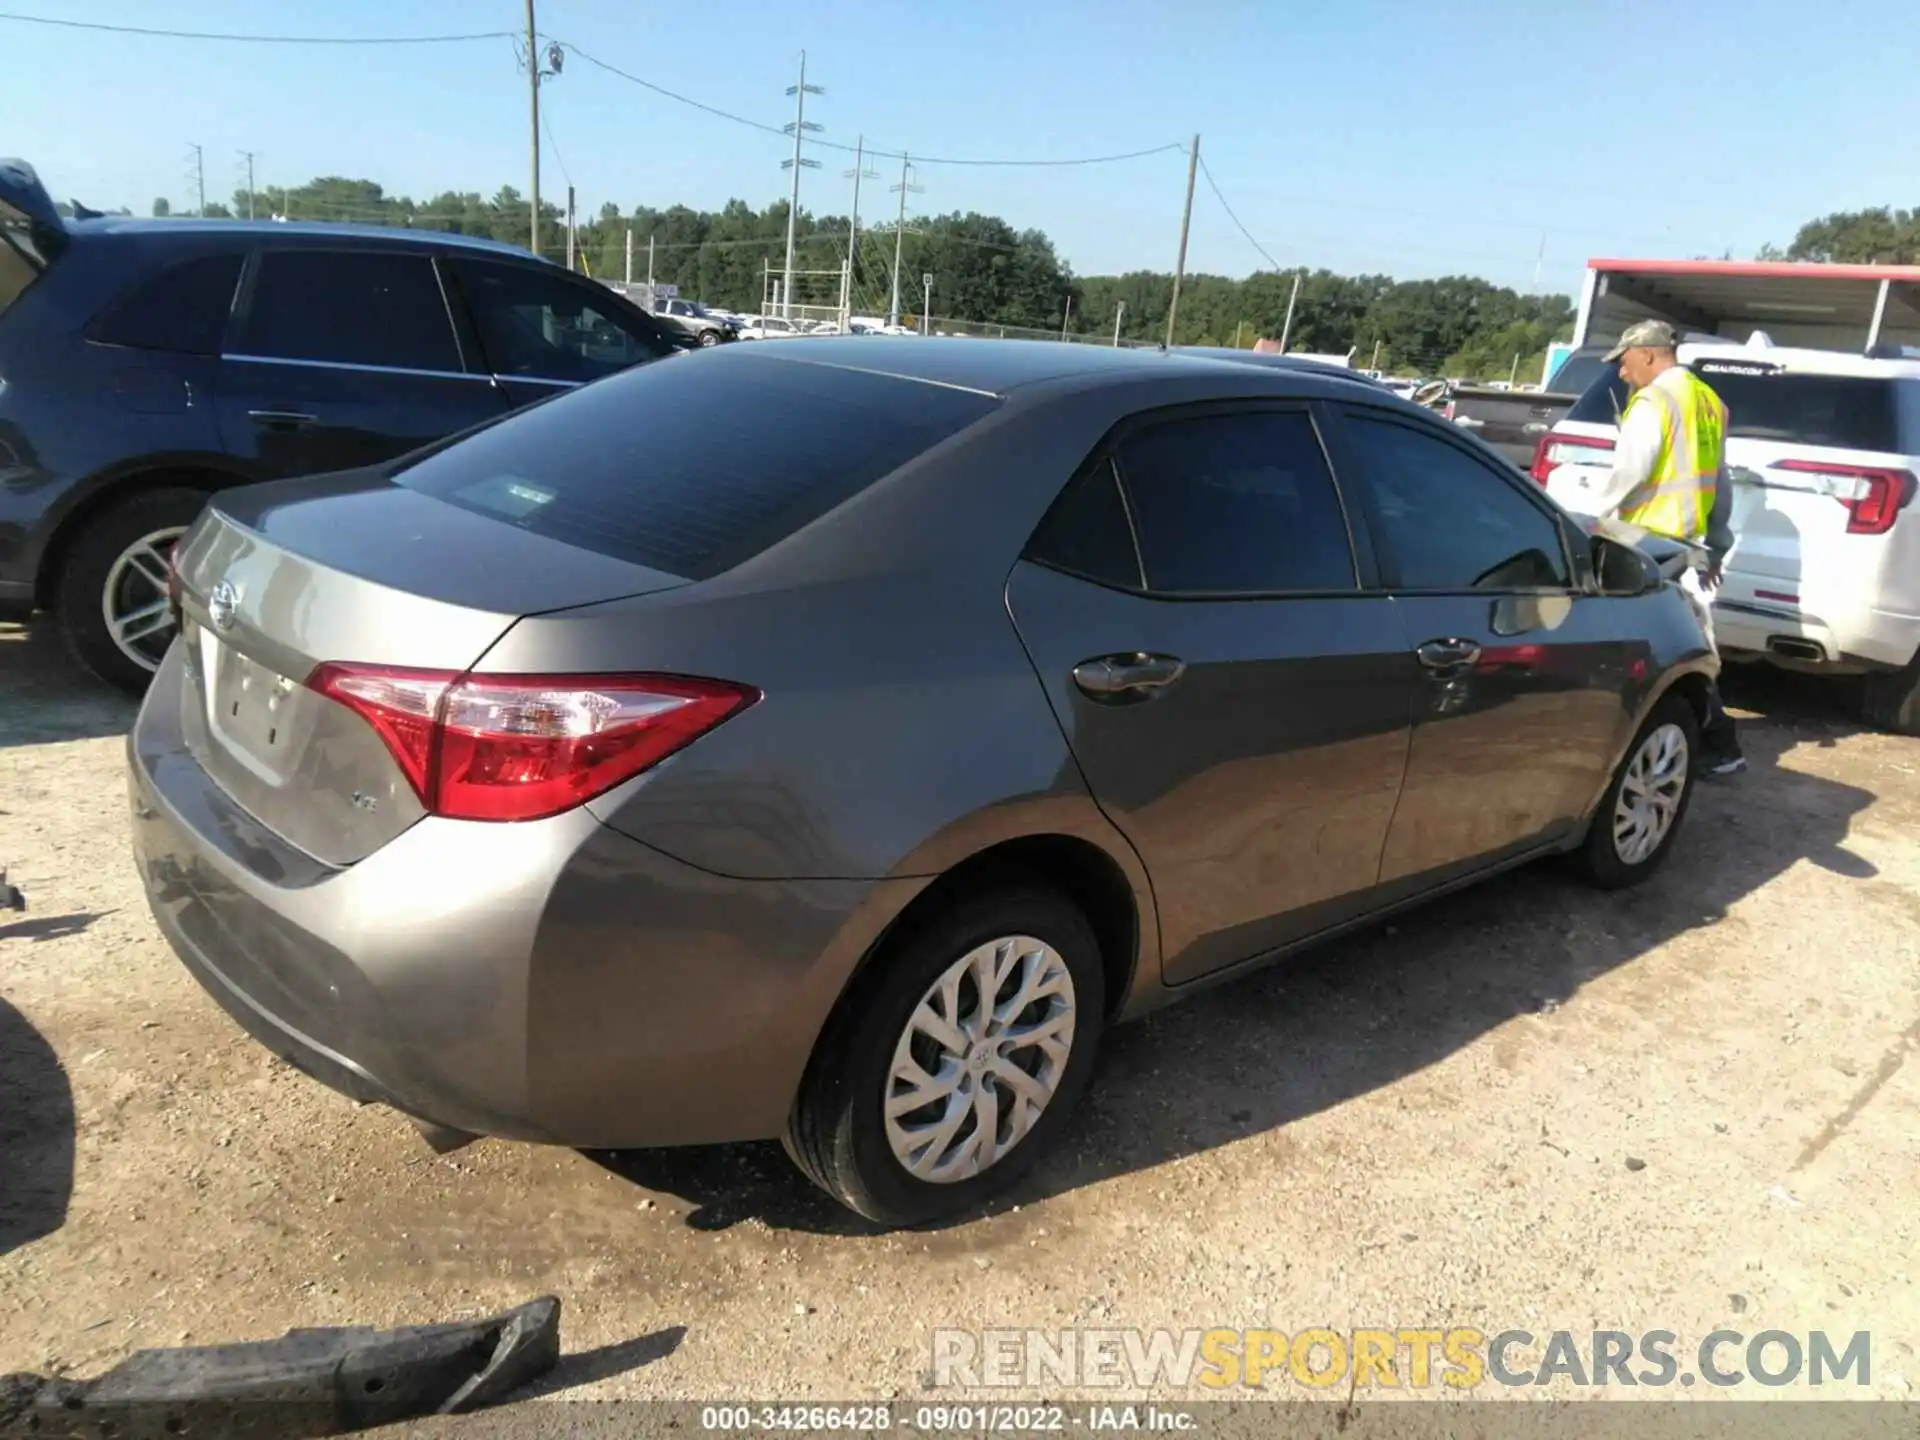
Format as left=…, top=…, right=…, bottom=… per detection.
left=1197, top=154, right=1282, bottom=272
left=558, top=41, right=1185, bottom=168
left=0, top=10, right=516, bottom=43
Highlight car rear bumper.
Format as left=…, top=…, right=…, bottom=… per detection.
left=1713, top=594, right=1919, bottom=672
left=129, top=647, right=920, bottom=1149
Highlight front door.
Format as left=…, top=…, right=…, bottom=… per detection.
left=1007, top=405, right=1416, bottom=985
left=1325, top=406, right=1627, bottom=888
left=214, top=247, right=508, bottom=480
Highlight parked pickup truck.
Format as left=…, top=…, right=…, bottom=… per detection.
left=1424, top=348, right=1611, bottom=467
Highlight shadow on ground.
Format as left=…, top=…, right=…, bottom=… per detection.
left=0, top=622, right=136, bottom=748
left=0, top=998, right=75, bottom=1256
left=598, top=673, right=1883, bottom=1233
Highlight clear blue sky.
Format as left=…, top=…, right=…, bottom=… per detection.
left=8, top=0, right=1919, bottom=299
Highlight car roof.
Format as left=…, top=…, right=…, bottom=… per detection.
left=69, top=215, right=541, bottom=261
left=735, top=336, right=1355, bottom=398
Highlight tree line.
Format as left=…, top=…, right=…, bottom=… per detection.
left=138, top=176, right=1582, bottom=378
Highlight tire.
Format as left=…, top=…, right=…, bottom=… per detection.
left=55, top=486, right=209, bottom=696
left=784, top=886, right=1106, bottom=1226
left=698, top=329, right=721, bottom=347
left=1861, top=654, right=1920, bottom=735
left=1573, top=692, right=1701, bottom=890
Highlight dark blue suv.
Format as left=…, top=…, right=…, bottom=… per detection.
left=0, top=160, right=680, bottom=691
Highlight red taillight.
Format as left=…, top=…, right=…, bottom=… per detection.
left=307, top=664, right=759, bottom=823
left=1529, top=430, right=1615, bottom=487
left=1771, top=459, right=1917, bottom=536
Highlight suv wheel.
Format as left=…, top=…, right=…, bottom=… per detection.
left=1574, top=693, right=1700, bottom=889
left=55, top=487, right=209, bottom=695
left=785, top=887, right=1105, bottom=1226
left=697, top=329, right=721, bottom=347
left=1862, top=654, right=1920, bottom=735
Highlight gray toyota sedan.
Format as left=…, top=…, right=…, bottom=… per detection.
left=131, top=339, right=1715, bottom=1225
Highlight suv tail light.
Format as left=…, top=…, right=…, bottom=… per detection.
left=307, top=665, right=759, bottom=822
left=1770, top=459, right=1918, bottom=536
left=1529, top=431, right=1614, bottom=487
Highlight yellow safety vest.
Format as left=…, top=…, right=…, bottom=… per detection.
left=1618, top=368, right=1726, bottom=542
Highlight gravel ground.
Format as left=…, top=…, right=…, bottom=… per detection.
left=3, top=617, right=1917, bottom=1422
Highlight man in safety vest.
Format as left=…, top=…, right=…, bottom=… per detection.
left=1589, top=319, right=1745, bottom=776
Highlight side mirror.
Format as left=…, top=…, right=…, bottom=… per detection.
left=1591, top=535, right=1662, bottom=597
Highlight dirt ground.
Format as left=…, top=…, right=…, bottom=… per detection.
left=3, top=616, right=1917, bottom=1419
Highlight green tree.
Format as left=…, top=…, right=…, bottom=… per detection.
left=150, top=197, right=170, bottom=218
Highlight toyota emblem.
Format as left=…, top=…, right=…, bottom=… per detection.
left=207, top=579, right=240, bottom=631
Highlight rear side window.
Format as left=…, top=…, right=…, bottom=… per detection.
left=90, top=252, right=242, bottom=355
left=237, top=250, right=460, bottom=373
left=1025, top=458, right=1143, bottom=589
left=1116, top=410, right=1357, bottom=595
left=1565, top=361, right=1629, bottom=425
left=1688, top=361, right=1900, bottom=451
left=395, top=351, right=998, bottom=579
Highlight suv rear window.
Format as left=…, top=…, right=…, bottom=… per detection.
left=1564, top=361, right=1629, bottom=425
left=395, top=351, right=999, bottom=579
left=90, top=252, right=243, bottom=355
left=1688, top=360, right=1901, bottom=451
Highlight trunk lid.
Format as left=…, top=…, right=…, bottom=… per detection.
left=169, top=471, right=688, bottom=866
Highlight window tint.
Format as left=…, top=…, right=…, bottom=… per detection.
left=1345, top=415, right=1570, bottom=591
left=451, top=258, right=673, bottom=382
left=239, top=250, right=459, bottom=372
left=1116, top=410, right=1356, bottom=594
left=1688, top=360, right=1900, bottom=451
left=1546, top=353, right=1607, bottom=396
left=1565, top=360, right=1630, bottom=425
left=395, top=350, right=997, bottom=579
left=90, top=252, right=242, bottom=355
left=1025, top=458, right=1143, bottom=589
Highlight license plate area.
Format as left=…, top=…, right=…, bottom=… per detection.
left=185, top=617, right=304, bottom=777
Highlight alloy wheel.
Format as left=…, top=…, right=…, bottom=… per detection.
left=99, top=526, right=184, bottom=673
left=1613, top=721, right=1689, bottom=866
left=883, top=934, right=1076, bottom=1184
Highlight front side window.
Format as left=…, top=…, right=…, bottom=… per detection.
left=1115, top=409, right=1357, bottom=595
left=237, top=250, right=460, bottom=372
left=1343, top=413, right=1571, bottom=591
left=451, top=259, right=673, bottom=382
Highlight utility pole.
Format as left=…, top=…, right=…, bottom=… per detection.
left=565, top=185, right=576, bottom=271
left=1114, top=301, right=1126, bottom=347
left=238, top=150, right=257, bottom=220
left=1508, top=352, right=1521, bottom=386
left=1278, top=269, right=1303, bottom=352
left=525, top=0, right=540, bottom=257
left=889, top=153, right=923, bottom=329
left=625, top=228, right=633, bottom=284
left=1530, top=231, right=1546, bottom=293
left=844, top=136, right=877, bottom=317
left=1370, top=337, right=1382, bottom=371
left=1165, top=133, right=1199, bottom=347
left=1061, top=294, right=1073, bottom=340
left=781, top=51, right=823, bottom=320
left=187, top=143, right=205, bottom=217
left=647, top=234, right=655, bottom=289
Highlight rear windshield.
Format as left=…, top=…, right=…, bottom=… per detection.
left=1545, top=353, right=1606, bottom=396
left=394, top=352, right=999, bottom=579
left=1688, top=360, right=1901, bottom=451
left=1564, top=361, right=1629, bottom=425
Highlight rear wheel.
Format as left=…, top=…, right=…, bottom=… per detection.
left=698, top=329, right=721, bottom=347
left=1573, top=693, right=1700, bottom=889
left=1862, top=653, right=1920, bottom=735
left=55, top=487, right=209, bottom=695
left=784, top=887, right=1105, bottom=1226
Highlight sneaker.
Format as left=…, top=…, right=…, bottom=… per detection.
left=1702, top=755, right=1747, bottom=778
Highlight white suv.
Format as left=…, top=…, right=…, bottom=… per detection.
left=1532, top=337, right=1920, bottom=733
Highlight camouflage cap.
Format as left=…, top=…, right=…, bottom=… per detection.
left=1603, top=319, right=1679, bottom=362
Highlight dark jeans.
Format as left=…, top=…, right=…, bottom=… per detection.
left=1702, top=681, right=1743, bottom=763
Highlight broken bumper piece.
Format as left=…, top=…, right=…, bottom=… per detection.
left=0, top=1294, right=559, bottom=1439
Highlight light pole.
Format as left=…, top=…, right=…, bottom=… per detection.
left=1114, top=301, right=1126, bottom=347
left=781, top=52, right=824, bottom=320
left=922, top=273, right=933, bottom=336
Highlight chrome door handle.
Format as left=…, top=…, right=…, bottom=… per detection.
left=1072, top=653, right=1186, bottom=700
left=1416, top=638, right=1482, bottom=673
left=247, top=409, right=319, bottom=427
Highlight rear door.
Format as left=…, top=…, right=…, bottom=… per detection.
left=1690, top=358, right=1919, bottom=626
left=444, top=257, right=677, bottom=409
left=215, top=247, right=507, bottom=479
left=1006, top=403, right=1417, bottom=985
left=1325, top=406, right=1628, bottom=887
